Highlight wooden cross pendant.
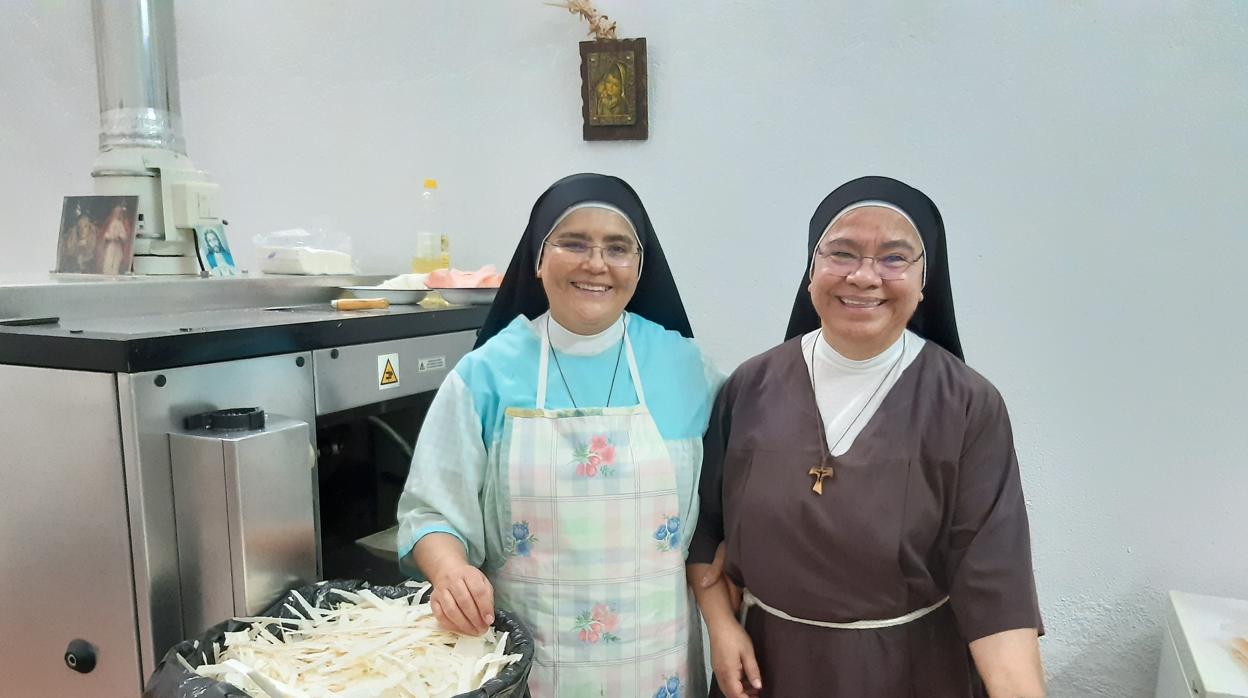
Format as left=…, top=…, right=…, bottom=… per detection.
left=808, top=464, right=834, bottom=495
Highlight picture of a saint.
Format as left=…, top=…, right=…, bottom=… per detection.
left=55, top=196, right=138, bottom=274
left=595, top=62, right=629, bottom=118
left=98, top=201, right=135, bottom=275
left=61, top=204, right=98, bottom=273
left=578, top=38, right=647, bottom=140
left=195, top=225, right=239, bottom=277
left=587, top=51, right=636, bottom=126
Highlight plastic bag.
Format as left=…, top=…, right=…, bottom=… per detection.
left=144, top=580, right=533, bottom=698
left=254, top=228, right=356, bottom=275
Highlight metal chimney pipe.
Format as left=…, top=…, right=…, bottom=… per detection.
left=92, top=0, right=185, bottom=154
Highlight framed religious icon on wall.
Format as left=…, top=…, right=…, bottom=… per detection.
left=580, top=38, right=647, bottom=141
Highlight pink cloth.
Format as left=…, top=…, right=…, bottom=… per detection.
left=426, top=265, right=503, bottom=288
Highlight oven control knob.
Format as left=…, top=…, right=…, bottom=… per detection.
left=65, top=639, right=97, bottom=674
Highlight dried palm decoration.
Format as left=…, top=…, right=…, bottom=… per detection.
left=546, top=0, right=618, bottom=40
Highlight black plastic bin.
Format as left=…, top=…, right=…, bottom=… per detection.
left=144, top=580, right=532, bottom=698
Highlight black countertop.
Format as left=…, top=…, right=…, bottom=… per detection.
left=0, top=303, right=490, bottom=373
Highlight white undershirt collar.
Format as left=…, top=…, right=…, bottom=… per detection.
left=814, top=330, right=906, bottom=373
left=535, top=311, right=626, bottom=356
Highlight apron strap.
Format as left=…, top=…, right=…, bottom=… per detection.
left=537, top=321, right=551, bottom=410
left=537, top=314, right=643, bottom=410
left=622, top=322, right=646, bottom=407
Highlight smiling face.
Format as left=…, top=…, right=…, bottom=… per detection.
left=537, top=207, right=640, bottom=336
left=807, top=206, right=925, bottom=359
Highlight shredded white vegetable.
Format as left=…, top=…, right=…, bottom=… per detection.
left=192, top=582, right=521, bottom=698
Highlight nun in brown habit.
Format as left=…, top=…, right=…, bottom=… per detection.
left=687, top=177, right=1044, bottom=698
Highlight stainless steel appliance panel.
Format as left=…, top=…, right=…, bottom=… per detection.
left=0, top=365, right=142, bottom=696
left=170, top=417, right=317, bottom=637
left=313, top=330, right=475, bottom=415
left=169, top=429, right=235, bottom=640
left=226, top=418, right=318, bottom=616
left=117, top=352, right=316, bottom=681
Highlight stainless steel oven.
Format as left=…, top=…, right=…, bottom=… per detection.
left=0, top=275, right=486, bottom=695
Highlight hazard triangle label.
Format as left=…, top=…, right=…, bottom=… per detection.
left=378, top=353, right=400, bottom=390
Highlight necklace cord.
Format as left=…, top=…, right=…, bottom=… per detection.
left=548, top=315, right=628, bottom=409
left=809, top=332, right=908, bottom=463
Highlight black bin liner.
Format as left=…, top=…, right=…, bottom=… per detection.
left=144, top=580, right=532, bottom=698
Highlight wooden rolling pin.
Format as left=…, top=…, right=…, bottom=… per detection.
left=331, top=298, right=390, bottom=311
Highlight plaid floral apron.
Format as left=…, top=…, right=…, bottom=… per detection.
left=490, top=325, right=692, bottom=697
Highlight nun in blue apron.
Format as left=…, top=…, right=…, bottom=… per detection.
left=398, top=173, right=722, bottom=697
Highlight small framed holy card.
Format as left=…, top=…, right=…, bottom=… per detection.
left=579, top=38, right=648, bottom=141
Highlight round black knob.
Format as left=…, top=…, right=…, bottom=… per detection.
left=65, top=639, right=97, bottom=673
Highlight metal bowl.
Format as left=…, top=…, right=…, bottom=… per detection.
left=430, top=288, right=498, bottom=305
left=339, top=286, right=429, bottom=304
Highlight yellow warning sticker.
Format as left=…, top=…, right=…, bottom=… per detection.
left=381, top=361, right=398, bottom=385
left=378, top=353, right=400, bottom=389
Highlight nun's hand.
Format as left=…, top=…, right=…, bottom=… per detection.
left=700, top=542, right=743, bottom=614
left=430, top=563, right=495, bottom=636
left=709, top=621, right=762, bottom=698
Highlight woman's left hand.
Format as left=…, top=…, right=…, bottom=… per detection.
left=709, top=620, right=762, bottom=698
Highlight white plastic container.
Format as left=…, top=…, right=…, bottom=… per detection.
left=1156, top=591, right=1248, bottom=698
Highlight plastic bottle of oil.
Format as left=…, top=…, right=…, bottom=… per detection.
left=411, top=178, right=450, bottom=273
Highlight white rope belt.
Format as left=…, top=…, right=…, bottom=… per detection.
left=740, top=589, right=950, bottom=630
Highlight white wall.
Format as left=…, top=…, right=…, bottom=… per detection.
left=3, top=2, right=1246, bottom=694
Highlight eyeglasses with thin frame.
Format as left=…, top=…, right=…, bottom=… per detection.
left=814, top=242, right=924, bottom=280
left=544, top=239, right=641, bottom=268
